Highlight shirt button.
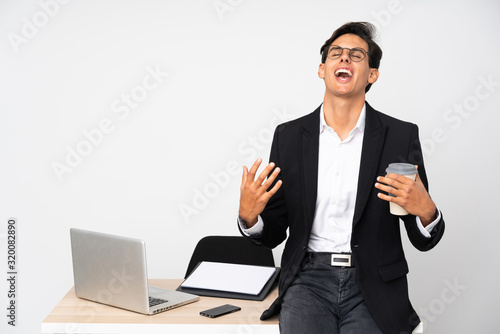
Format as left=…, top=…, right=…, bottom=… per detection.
left=331, top=200, right=336, bottom=205
left=336, top=171, right=340, bottom=176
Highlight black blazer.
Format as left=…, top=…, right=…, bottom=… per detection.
left=240, top=102, right=445, bottom=334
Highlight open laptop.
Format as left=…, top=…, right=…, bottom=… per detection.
left=70, top=228, right=199, bottom=315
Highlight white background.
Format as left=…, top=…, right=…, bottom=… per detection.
left=1, top=0, right=499, bottom=333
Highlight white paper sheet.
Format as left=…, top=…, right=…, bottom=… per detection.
left=181, top=262, right=276, bottom=295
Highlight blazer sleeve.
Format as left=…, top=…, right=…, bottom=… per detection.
left=401, top=124, right=445, bottom=251
left=240, top=126, right=289, bottom=249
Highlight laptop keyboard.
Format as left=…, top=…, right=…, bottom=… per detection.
left=149, top=297, right=168, bottom=307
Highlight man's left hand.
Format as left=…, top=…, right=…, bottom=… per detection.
left=375, top=168, right=437, bottom=226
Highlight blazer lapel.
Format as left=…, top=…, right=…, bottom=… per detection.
left=300, top=106, right=321, bottom=230
left=352, top=102, right=387, bottom=228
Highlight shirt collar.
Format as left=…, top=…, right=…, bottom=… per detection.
left=319, top=103, right=366, bottom=137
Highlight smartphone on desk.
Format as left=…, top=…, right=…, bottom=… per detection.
left=200, top=304, right=241, bottom=318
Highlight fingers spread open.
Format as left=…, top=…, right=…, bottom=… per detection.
left=265, top=178, right=283, bottom=199
left=241, top=166, right=248, bottom=183
left=247, top=158, right=263, bottom=179
left=256, top=162, right=275, bottom=185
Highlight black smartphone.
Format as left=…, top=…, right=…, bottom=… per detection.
left=200, top=304, right=241, bottom=318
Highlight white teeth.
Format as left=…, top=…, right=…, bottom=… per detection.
left=335, top=68, right=352, bottom=77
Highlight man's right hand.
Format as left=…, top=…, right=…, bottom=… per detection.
left=238, top=158, right=282, bottom=228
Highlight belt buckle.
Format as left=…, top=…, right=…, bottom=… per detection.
left=331, top=254, right=351, bottom=267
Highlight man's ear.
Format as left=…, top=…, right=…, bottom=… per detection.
left=318, top=63, right=325, bottom=79
left=368, top=68, right=379, bottom=84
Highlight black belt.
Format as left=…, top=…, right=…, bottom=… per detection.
left=307, top=252, right=355, bottom=267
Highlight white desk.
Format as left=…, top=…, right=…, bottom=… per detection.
left=42, top=278, right=423, bottom=333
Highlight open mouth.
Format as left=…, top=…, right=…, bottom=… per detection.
left=335, top=68, right=353, bottom=78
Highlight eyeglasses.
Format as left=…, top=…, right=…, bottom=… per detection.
left=327, top=45, right=368, bottom=62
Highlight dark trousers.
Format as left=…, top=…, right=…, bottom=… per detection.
left=279, top=254, right=384, bottom=334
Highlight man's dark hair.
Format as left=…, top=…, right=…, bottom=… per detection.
left=320, top=22, right=383, bottom=93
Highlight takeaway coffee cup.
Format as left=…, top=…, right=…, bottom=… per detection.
left=385, top=163, right=418, bottom=216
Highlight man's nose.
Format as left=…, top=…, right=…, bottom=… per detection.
left=340, top=49, right=351, bottom=63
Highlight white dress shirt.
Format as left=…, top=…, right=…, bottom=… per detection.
left=240, top=103, right=440, bottom=251
left=307, top=104, right=365, bottom=252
